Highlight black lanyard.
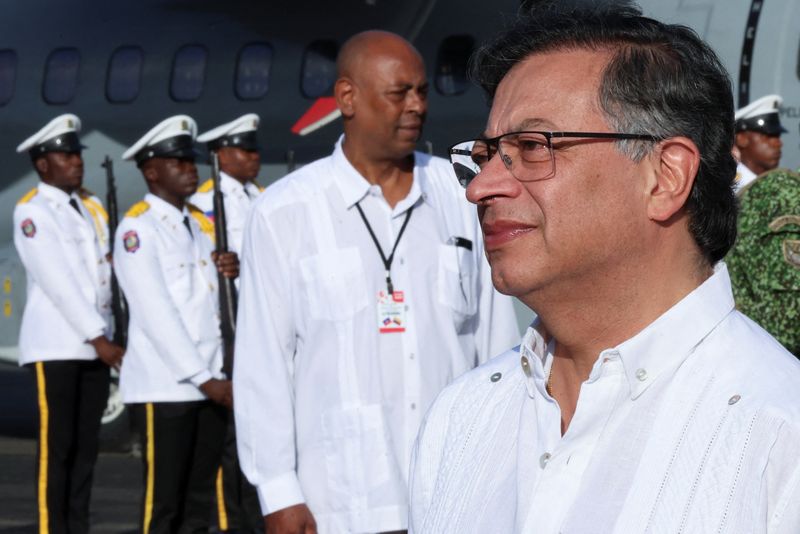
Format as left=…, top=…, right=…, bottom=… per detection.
left=354, top=202, right=413, bottom=295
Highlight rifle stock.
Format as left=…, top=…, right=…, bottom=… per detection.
left=211, top=152, right=238, bottom=377
left=102, top=156, right=129, bottom=348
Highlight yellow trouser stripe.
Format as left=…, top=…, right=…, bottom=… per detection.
left=215, top=466, right=228, bottom=530
left=143, top=404, right=155, bottom=534
left=35, top=363, right=49, bottom=534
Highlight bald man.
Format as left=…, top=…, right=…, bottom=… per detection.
left=233, top=31, right=518, bottom=533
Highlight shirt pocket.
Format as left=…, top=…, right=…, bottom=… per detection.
left=299, top=247, right=369, bottom=321
left=320, top=404, right=404, bottom=514
left=161, top=252, right=193, bottom=298
left=437, top=243, right=478, bottom=319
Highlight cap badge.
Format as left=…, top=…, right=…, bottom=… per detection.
left=67, top=119, right=74, bottom=128
left=181, top=120, right=188, bottom=131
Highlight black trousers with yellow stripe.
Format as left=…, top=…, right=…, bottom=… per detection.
left=215, top=416, right=263, bottom=532
left=130, top=400, right=227, bottom=534
left=27, top=359, right=110, bottom=534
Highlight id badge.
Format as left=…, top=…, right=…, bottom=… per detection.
left=377, top=290, right=407, bottom=333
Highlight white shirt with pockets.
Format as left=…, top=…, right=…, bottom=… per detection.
left=233, top=137, right=520, bottom=533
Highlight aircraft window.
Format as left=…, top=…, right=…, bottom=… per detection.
left=43, top=48, right=80, bottom=105
left=107, top=46, right=144, bottom=103
left=170, top=45, right=208, bottom=102
left=0, top=50, right=16, bottom=106
left=235, top=43, right=273, bottom=100
left=435, top=35, right=475, bottom=96
left=301, top=40, right=338, bottom=99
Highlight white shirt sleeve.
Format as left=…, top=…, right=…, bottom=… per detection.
left=233, top=206, right=305, bottom=514
left=13, top=203, right=107, bottom=341
left=114, top=222, right=211, bottom=382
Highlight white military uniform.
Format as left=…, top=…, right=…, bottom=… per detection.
left=14, top=181, right=112, bottom=365
left=14, top=113, right=115, bottom=534
left=114, top=193, right=223, bottom=402
left=190, top=172, right=262, bottom=256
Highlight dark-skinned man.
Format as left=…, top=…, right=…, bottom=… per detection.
left=190, top=114, right=265, bottom=533
left=13, top=114, right=125, bottom=534
left=733, top=94, right=786, bottom=191
left=116, top=115, right=239, bottom=534
left=191, top=113, right=264, bottom=257
left=233, top=31, right=518, bottom=534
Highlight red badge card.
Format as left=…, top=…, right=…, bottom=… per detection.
left=377, top=290, right=407, bottom=333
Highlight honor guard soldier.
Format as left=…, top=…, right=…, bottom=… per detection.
left=13, top=114, right=125, bottom=534
left=734, top=94, right=786, bottom=191
left=191, top=114, right=264, bottom=531
left=190, top=113, right=264, bottom=258
left=115, top=115, right=239, bottom=534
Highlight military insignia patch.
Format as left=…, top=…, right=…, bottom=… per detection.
left=21, top=218, right=36, bottom=238
left=123, top=230, right=140, bottom=253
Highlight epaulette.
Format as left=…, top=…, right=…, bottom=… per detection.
left=125, top=201, right=150, bottom=218
left=254, top=180, right=265, bottom=192
left=17, top=187, right=38, bottom=205
left=187, top=203, right=216, bottom=243
left=197, top=179, right=214, bottom=193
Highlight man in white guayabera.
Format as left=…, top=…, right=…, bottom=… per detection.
left=409, top=3, right=800, bottom=533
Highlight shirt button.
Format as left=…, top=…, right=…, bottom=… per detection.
left=410, top=403, right=416, bottom=410
left=539, top=453, right=551, bottom=468
left=409, top=353, right=415, bottom=360
left=728, top=394, right=741, bottom=405
left=635, top=368, right=648, bottom=381
left=520, top=356, right=531, bottom=377
left=490, top=372, right=502, bottom=382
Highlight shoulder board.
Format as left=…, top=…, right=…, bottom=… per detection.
left=125, top=201, right=150, bottom=218
left=17, top=187, right=38, bottom=205
left=254, top=180, right=265, bottom=192
left=187, top=203, right=216, bottom=243
left=197, top=178, right=214, bottom=193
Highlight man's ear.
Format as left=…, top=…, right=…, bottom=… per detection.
left=34, top=156, right=48, bottom=176
left=335, top=77, right=356, bottom=118
left=646, top=136, right=700, bottom=222
left=735, top=131, right=750, bottom=149
left=141, top=161, right=159, bottom=185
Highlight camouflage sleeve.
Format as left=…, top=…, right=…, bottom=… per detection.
left=726, top=169, right=800, bottom=357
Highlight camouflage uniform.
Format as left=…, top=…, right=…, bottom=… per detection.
left=726, top=168, right=800, bottom=357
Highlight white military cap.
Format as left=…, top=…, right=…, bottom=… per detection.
left=735, top=94, right=786, bottom=135
left=17, top=113, right=85, bottom=156
left=197, top=113, right=260, bottom=151
left=123, top=115, right=198, bottom=165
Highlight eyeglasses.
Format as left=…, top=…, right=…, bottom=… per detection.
left=448, top=130, right=658, bottom=188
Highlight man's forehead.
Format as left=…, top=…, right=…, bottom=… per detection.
left=485, top=49, right=610, bottom=135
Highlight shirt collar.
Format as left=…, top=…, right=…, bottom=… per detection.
left=145, top=192, right=189, bottom=225
left=519, top=318, right=554, bottom=399
left=331, top=134, right=429, bottom=212
left=220, top=171, right=243, bottom=195
left=613, top=262, right=735, bottom=399
left=517, top=263, right=735, bottom=400
left=37, top=181, right=72, bottom=204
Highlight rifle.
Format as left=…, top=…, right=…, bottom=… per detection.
left=102, top=156, right=129, bottom=348
left=211, top=152, right=238, bottom=377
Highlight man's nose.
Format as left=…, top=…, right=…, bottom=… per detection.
left=465, top=152, right=519, bottom=206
